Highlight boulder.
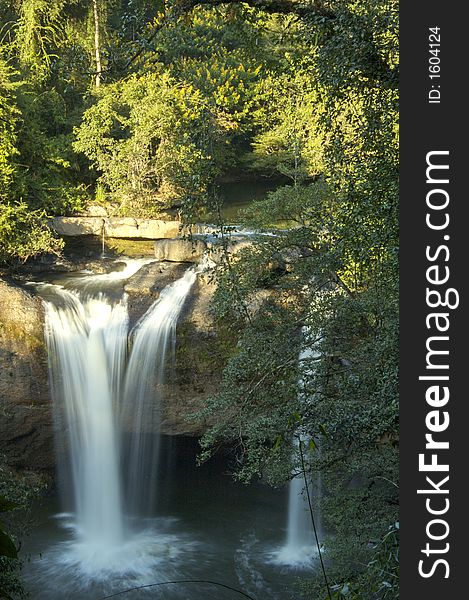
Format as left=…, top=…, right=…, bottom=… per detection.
left=124, top=262, right=188, bottom=325
left=124, top=262, right=184, bottom=296
left=77, top=204, right=108, bottom=217
left=154, top=239, right=207, bottom=262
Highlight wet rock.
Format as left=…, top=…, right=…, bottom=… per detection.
left=181, top=272, right=217, bottom=333
left=124, top=262, right=188, bottom=325
left=157, top=272, right=226, bottom=436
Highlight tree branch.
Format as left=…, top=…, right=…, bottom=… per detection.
left=110, top=0, right=334, bottom=76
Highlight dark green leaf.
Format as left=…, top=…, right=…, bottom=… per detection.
left=0, top=529, right=18, bottom=559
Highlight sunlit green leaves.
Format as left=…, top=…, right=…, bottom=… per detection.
left=0, top=202, right=63, bottom=263
left=74, top=71, right=221, bottom=215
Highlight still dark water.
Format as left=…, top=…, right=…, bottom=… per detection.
left=22, top=438, right=314, bottom=600
left=206, top=179, right=285, bottom=222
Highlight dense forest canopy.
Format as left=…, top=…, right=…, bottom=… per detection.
left=0, top=1, right=398, bottom=598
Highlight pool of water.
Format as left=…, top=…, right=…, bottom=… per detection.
left=206, top=178, right=285, bottom=223
left=21, top=438, right=318, bottom=600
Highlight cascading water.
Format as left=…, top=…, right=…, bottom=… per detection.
left=276, top=435, right=323, bottom=567
left=122, top=268, right=199, bottom=515
left=286, top=440, right=313, bottom=552
left=45, top=290, right=127, bottom=550
left=38, top=259, right=199, bottom=581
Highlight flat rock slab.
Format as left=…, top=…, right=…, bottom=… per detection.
left=51, top=217, right=183, bottom=239
left=51, top=217, right=103, bottom=236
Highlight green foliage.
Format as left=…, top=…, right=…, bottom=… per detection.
left=13, top=84, right=87, bottom=213
left=242, top=179, right=334, bottom=229
left=0, top=60, right=20, bottom=201
left=250, top=71, right=326, bottom=182
left=313, top=0, right=398, bottom=89
left=73, top=6, right=278, bottom=215
left=13, top=0, right=63, bottom=79
left=0, top=202, right=63, bottom=264
left=0, top=56, right=65, bottom=265
left=198, top=295, right=302, bottom=483
left=74, top=72, right=221, bottom=216
left=161, top=8, right=268, bottom=128
left=301, top=522, right=399, bottom=599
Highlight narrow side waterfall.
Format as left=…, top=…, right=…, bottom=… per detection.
left=40, top=261, right=198, bottom=578
left=45, top=289, right=128, bottom=549
left=279, top=435, right=323, bottom=567
left=122, top=268, right=199, bottom=515
left=285, top=438, right=313, bottom=550
left=274, top=335, right=323, bottom=567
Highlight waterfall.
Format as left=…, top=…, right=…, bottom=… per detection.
left=285, top=438, right=313, bottom=552
left=41, top=260, right=198, bottom=574
left=122, top=267, right=199, bottom=515
left=279, top=435, right=323, bottom=566
left=45, top=289, right=128, bottom=549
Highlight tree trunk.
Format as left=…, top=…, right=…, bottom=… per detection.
left=93, top=0, right=102, bottom=87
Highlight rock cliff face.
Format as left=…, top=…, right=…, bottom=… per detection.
left=0, top=279, right=53, bottom=471
left=0, top=265, right=225, bottom=474
left=124, top=265, right=224, bottom=436
left=160, top=273, right=227, bottom=436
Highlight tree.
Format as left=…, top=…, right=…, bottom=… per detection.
left=249, top=71, right=325, bottom=184
left=74, top=71, right=224, bottom=215
left=0, top=59, right=19, bottom=201
left=92, top=0, right=102, bottom=87
left=0, top=36, right=67, bottom=264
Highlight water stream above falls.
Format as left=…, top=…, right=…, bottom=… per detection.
left=22, top=259, right=320, bottom=599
